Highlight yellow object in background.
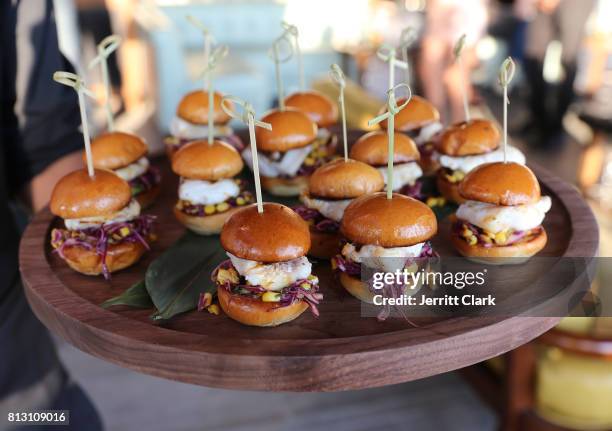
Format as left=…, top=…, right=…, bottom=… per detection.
left=536, top=346, right=612, bottom=430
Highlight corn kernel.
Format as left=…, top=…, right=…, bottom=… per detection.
left=426, top=197, right=437, bottom=207
left=262, top=291, right=281, bottom=302
left=200, top=292, right=213, bottom=308
left=300, top=283, right=311, bottom=290
left=119, top=227, right=131, bottom=237
left=207, top=304, right=220, bottom=315
left=304, top=157, right=315, bottom=166
left=216, top=202, right=230, bottom=212
left=462, top=228, right=472, bottom=239
left=468, top=236, right=478, bottom=246
left=217, top=268, right=239, bottom=285
left=494, top=231, right=507, bottom=244
left=236, top=197, right=246, bottom=206
left=437, top=197, right=446, bottom=206
left=204, top=205, right=216, bottom=215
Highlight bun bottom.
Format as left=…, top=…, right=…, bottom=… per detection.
left=59, top=240, right=146, bottom=276
left=173, top=206, right=240, bottom=235
left=217, top=287, right=308, bottom=327
left=308, top=228, right=341, bottom=260
left=135, top=185, right=160, bottom=209
left=339, top=272, right=375, bottom=304
left=261, top=175, right=309, bottom=197
left=436, top=173, right=465, bottom=204
left=451, top=228, right=548, bottom=265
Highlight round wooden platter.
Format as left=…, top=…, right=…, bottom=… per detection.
left=19, top=148, right=598, bottom=392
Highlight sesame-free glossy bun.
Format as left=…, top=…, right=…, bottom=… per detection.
left=50, top=169, right=132, bottom=219
left=341, top=192, right=437, bottom=247
left=379, top=96, right=440, bottom=132
left=308, top=159, right=384, bottom=199
left=436, top=172, right=466, bottom=204
left=435, top=119, right=500, bottom=156
left=57, top=240, right=146, bottom=276
left=255, top=108, right=317, bottom=152
left=459, top=162, right=541, bottom=206
left=339, top=272, right=375, bottom=303
left=308, top=228, right=342, bottom=260
left=217, top=287, right=308, bottom=327
left=221, top=202, right=310, bottom=262
left=350, top=131, right=420, bottom=166
left=177, top=90, right=232, bottom=125
left=451, top=227, right=547, bottom=265
left=174, top=206, right=241, bottom=235
left=88, top=132, right=148, bottom=170
left=171, top=140, right=243, bottom=180
left=261, top=175, right=309, bottom=197
left=284, top=91, right=338, bottom=128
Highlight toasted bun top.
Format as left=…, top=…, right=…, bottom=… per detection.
left=350, top=131, right=420, bottom=166
left=50, top=169, right=131, bottom=219
left=341, top=192, right=437, bottom=247
left=308, top=159, right=384, bottom=199
left=171, top=140, right=243, bottom=180
left=435, top=119, right=500, bottom=156
left=177, top=90, right=232, bottom=125
left=255, top=108, right=317, bottom=152
left=379, top=96, right=440, bottom=131
left=88, top=132, right=148, bottom=169
left=459, top=162, right=541, bottom=206
left=221, top=203, right=310, bottom=262
left=284, top=91, right=338, bottom=128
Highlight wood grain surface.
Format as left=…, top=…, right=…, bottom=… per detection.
left=19, top=131, right=599, bottom=392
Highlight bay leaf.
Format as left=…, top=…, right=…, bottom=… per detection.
left=100, top=280, right=153, bottom=309
left=146, top=232, right=226, bottom=321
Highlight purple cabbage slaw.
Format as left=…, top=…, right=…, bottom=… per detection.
left=129, top=166, right=161, bottom=195
left=178, top=180, right=254, bottom=217
left=212, top=260, right=323, bottom=317
left=399, top=179, right=424, bottom=201
left=452, top=220, right=539, bottom=248
left=293, top=206, right=340, bottom=233
left=51, top=214, right=155, bottom=280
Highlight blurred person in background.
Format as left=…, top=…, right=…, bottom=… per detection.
left=521, top=0, right=596, bottom=148
left=1, top=1, right=102, bottom=429
left=418, top=0, right=489, bottom=122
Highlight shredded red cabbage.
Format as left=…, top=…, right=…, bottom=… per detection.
left=293, top=205, right=340, bottom=233
left=129, top=167, right=161, bottom=196
left=212, top=260, right=323, bottom=317
left=51, top=215, right=155, bottom=279
left=452, top=220, right=540, bottom=248
left=399, top=179, right=424, bottom=201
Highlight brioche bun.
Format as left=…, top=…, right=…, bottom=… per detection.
left=308, top=159, right=384, bottom=199
left=284, top=91, right=338, bottom=128
left=261, top=175, right=309, bottom=197
left=171, top=140, right=243, bottom=181
left=50, top=169, right=132, bottom=219
left=350, top=131, right=419, bottom=166
left=459, top=162, right=541, bottom=206
left=435, top=119, right=500, bottom=156
left=308, top=228, right=342, bottom=260
left=135, top=185, right=160, bottom=209
left=173, top=205, right=241, bottom=236
left=255, top=108, right=317, bottom=152
left=339, top=272, right=375, bottom=304
left=221, top=203, right=310, bottom=262
left=451, top=227, right=547, bottom=265
left=88, top=132, right=148, bottom=169
left=341, top=192, right=437, bottom=247
left=177, top=90, right=231, bottom=125
left=378, top=96, right=440, bottom=132
left=57, top=240, right=146, bottom=276
left=436, top=171, right=466, bottom=204
left=217, top=287, right=308, bottom=327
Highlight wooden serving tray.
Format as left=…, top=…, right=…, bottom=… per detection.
left=19, top=139, right=598, bottom=392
